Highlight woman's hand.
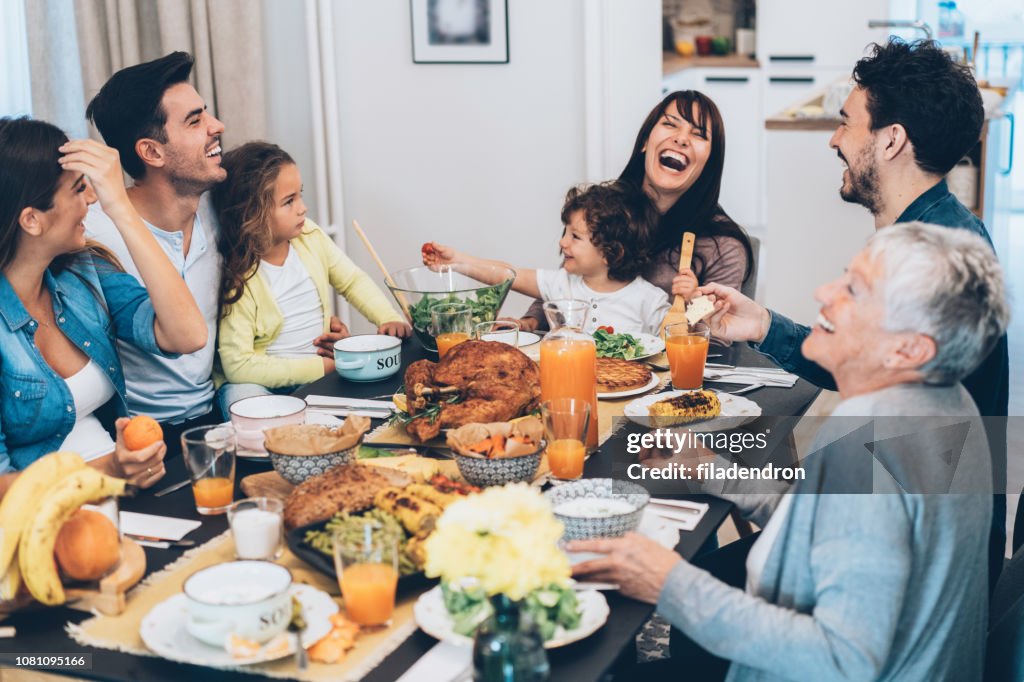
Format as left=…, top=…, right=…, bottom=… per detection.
left=314, top=316, right=350, bottom=358
left=112, top=417, right=166, bottom=488
left=671, top=268, right=699, bottom=301
left=568, top=533, right=682, bottom=604
left=421, top=242, right=457, bottom=267
left=378, top=321, right=412, bottom=338
left=58, top=140, right=131, bottom=217
left=698, top=283, right=772, bottom=344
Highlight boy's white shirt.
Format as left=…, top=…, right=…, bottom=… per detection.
left=535, top=268, right=670, bottom=335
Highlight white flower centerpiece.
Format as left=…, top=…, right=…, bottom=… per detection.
left=423, top=483, right=581, bottom=640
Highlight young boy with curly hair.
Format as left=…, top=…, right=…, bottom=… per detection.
left=423, top=181, right=671, bottom=335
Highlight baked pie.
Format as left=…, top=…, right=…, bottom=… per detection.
left=596, top=357, right=653, bottom=393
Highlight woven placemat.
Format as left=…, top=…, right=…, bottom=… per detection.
left=67, top=531, right=421, bottom=681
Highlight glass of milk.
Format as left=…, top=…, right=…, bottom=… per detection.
left=227, top=497, right=284, bottom=560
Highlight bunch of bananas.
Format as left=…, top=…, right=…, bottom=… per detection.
left=0, top=452, right=130, bottom=606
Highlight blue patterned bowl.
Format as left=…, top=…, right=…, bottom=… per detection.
left=267, top=445, right=357, bottom=485
left=452, top=444, right=544, bottom=488
left=544, top=478, right=650, bottom=541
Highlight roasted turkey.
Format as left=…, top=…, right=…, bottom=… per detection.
left=404, top=340, right=541, bottom=441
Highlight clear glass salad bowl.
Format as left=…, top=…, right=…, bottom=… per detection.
left=387, top=264, right=516, bottom=353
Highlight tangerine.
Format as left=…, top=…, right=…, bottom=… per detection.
left=123, top=415, right=163, bottom=450
left=54, top=509, right=120, bottom=581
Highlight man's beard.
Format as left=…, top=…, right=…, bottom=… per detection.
left=165, top=149, right=226, bottom=196
left=839, top=148, right=883, bottom=215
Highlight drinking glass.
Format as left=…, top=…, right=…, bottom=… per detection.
left=181, top=425, right=236, bottom=515
left=333, top=523, right=399, bottom=626
left=665, top=322, right=710, bottom=390
left=430, top=303, right=473, bottom=358
left=540, top=398, right=591, bottom=480
left=228, top=497, right=284, bottom=560
left=474, top=320, right=519, bottom=347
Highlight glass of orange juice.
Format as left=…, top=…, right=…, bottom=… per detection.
left=181, top=425, right=236, bottom=515
left=665, top=322, right=710, bottom=390
left=333, top=523, right=399, bottom=627
left=540, top=398, right=591, bottom=480
left=430, top=303, right=473, bottom=358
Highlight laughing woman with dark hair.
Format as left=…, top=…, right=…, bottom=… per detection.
left=520, top=91, right=753, bottom=331
left=0, top=118, right=206, bottom=487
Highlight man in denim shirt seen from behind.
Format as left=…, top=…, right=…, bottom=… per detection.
left=698, top=38, right=1010, bottom=589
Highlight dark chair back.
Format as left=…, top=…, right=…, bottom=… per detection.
left=740, top=234, right=760, bottom=300
left=987, top=546, right=1024, bottom=680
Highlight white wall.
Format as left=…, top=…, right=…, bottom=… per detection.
left=330, top=0, right=660, bottom=333
left=261, top=0, right=320, bottom=221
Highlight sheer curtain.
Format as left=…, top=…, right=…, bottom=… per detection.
left=24, top=0, right=266, bottom=143
left=0, top=0, right=33, bottom=117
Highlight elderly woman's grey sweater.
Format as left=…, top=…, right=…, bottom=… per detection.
left=658, top=382, right=991, bottom=681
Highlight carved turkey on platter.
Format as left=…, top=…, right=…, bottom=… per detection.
left=403, top=340, right=541, bottom=442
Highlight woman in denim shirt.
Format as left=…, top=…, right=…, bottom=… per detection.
left=0, top=118, right=207, bottom=490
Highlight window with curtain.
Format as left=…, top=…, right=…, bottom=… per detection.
left=0, top=0, right=32, bottom=116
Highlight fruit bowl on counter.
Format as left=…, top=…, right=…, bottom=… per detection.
left=386, top=264, right=515, bottom=353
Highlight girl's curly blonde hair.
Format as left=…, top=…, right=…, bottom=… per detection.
left=211, top=141, right=294, bottom=316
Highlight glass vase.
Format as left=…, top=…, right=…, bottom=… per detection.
left=472, top=594, right=549, bottom=681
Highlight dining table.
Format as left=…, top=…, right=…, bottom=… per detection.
left=0, top=337, right=820, bottom=682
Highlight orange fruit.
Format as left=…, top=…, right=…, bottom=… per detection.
left=54, top=509, right=121, bottom=581
left=123, top=415, right=163, bottom=450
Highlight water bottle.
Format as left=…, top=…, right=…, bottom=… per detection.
left=938, top=1, right=965, bottom=39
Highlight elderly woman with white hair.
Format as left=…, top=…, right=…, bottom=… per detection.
left=572, top=222, right=1009, bottom=681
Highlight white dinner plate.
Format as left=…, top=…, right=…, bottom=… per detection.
left=597, top=373, right=662, bottom=400
left=628, top=332, right=666, bottom=360
left=516, top=331, right=541, bottom=347
left=414, top=586, right=609, bottom=649
left=623, top=389, right=762, bottom=432
left=233, top=412, right=343, bottom=460
left=140, top=583, right=337, bottom=667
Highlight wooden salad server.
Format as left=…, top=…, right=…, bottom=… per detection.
left=658, top=231, right=696, bottom=336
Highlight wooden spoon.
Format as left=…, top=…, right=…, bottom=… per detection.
left=658, top=231, right=696, bottom=336
left=352, top=219, right=411, bottom=320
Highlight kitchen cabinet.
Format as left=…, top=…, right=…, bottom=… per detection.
left=757, top=0, right=891, bottom=68
left=662, top=67, right=764, bottom=232
left=762, top=68, right=848, bottom=119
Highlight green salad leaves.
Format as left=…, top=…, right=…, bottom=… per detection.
left=592, top=328, right=645, bottom=360
left=441, top=582, right=581, bottom=641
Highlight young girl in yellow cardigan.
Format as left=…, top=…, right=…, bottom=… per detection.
left=211, top=142, right=409, bottom=417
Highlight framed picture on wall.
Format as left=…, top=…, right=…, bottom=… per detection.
left=410, top=0, right=509, bottom=64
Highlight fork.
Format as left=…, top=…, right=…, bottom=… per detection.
left=288, top=601, right=309, bottom=671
